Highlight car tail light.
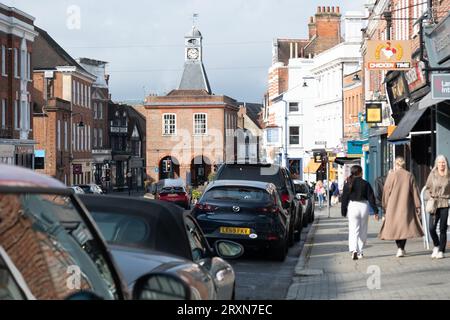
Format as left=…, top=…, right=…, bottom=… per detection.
left=257, top=206, right=280, bottom=214
left=267, top=234, right=278, bottom=241
left=195, top=203, right=218, bottom=212
left=300, top=198, right=306, bottom=206
left=281, top=192, right=290, bottom=204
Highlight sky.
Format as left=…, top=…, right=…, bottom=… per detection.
left=4, top=0, right=367, bottom=104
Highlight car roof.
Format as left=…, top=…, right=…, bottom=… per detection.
left=205, top=180, right=275, bottom=191
left=78, top=195, right=194, bottom=260
left=0, top=164, right=66, bottom=189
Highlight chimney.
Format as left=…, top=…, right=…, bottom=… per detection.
left=331, top=6, right=335, bottom=13
left=317, top=6, right=321, bottom=13
left=322, top=6, right=326, bottom=13
left=327, top=6, right=330, bottom=12
left=308, top=16, right=316, bottom=39
left=336, top=6, right=340, bottom=13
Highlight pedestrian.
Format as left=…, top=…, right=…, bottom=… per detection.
left=379, top=157, right=423, bottom=258
left=424, top=155, right=450, bottom=259
left=331, top=179, right=340, bottom=206
left=315, top=180, right=325, bottom=209
left=374, top=173, right=389, bottom=218
left=341, top=165, right=378, bottom=260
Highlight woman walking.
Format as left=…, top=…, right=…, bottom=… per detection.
left=425, top=155, right=450, bottom=259
left=341, top=165, right=378, bottom=260
left=315, top=180, right=325, bottom=209
left=379, top=157, right=423, bottom=257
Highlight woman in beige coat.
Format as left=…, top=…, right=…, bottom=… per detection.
left=379, top=157, right=423, bottom=257
left=425, top=155, right=450, bottom=259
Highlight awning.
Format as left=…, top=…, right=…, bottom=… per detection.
left=388, top=102, right=427, bottom=141
left=303, top=159, right=321, bottom=174
left=334, top=157, right=361, bottom=166
left=418, top=91, right=448, bottom=110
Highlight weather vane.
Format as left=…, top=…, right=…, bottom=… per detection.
left=192, top=13, right=199, bottom=27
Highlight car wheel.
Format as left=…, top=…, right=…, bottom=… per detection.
left=302, top=214, right=308, bottom=227
left=294, top=230, right=301, bottom=242
left=271, top=238, right=287, bottom=262
left=231, top=284, right=236, bottom=300
left=288, top=226, right=294, bottom=246
left=311, top=210, right=315, bottom=222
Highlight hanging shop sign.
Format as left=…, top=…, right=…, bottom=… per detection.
left=405, top=58, right=427, bottom=93
left=366, top=40, right=412, bottom=70
left=365, top=103, right=383, bottom=124
left=431, top=74, right=450, bottom=99
left=424, top=14, right=450, bottom=68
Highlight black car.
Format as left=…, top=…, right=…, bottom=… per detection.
left=215, top=163, right=302, bottom=244
left=79, top=195, right=243, bottom=300
left=293, top=179, right=315, bottom=226
left=192, top=180, right=289, bottom=261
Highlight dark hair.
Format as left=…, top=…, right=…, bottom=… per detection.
left=347, top=165, right=363, bottom=193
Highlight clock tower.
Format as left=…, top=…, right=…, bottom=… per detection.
left=179, top=26, right=211, bottom=94
left=185, top=26, right=202, bottom=62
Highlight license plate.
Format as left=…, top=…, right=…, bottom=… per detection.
left=167, top=194, right=177, bottom=197
left=220, top=227, right=251, bottom=235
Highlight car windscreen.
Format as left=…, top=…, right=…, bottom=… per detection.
left=295, top=183, right=310, bottom=194
left=202, top=186, right=271, bottom=202
left=217, top=166, right=286, bottom=189
left=78, top=186, right=92, bottom=193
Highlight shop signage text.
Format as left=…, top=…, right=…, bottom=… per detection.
left=366, top=40, right=412, bottom=70
left=432, top=74, right=450, bottom=99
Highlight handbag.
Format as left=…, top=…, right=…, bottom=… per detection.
left=425, top=198, right=437, bottom=214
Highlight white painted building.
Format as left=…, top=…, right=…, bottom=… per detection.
left=263, top=11, right=364, bottom=184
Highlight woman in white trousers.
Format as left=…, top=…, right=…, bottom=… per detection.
left=341, top=165, right=379, bottom=260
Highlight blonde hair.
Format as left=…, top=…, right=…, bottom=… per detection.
left=395, top=157, right=406, bottom=169
left=433, top=155, right=449, bottom=177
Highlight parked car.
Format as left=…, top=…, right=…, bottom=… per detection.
left=78, top=194, right=243, bottom=299
left=215, top=163, right=302, bottom=244
left=151, top=178, right=190, bottom=209
left=192, top=180, right=290, bottom=261
left=293, top=179, right=315, bottom=226
left=0, top=164, right=191, bottom=300
left=69, top=185, right=85, bottom=194
left=75, top=184, right=104, bottom=194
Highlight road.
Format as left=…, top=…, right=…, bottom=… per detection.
left=228, top=223, right=312, bottom=300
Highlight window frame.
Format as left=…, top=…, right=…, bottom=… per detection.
left=162, top=113, right=176, bottom=136
left=193, top=113, right=207, bottom=135
left=289, top=126, right=301, bottom=146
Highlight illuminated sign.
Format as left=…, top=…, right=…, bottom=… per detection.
left=365, top=103, right=382, bottom=123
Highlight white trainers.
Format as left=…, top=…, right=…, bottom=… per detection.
left=436, top=251, right=445, bottom=259
left=431, top=247, right=439, bottom=259
left=396, top=249, right=405, bottom=257
left=357, top=253, right=364, bottom=260
left=351, top=251, right=358, bottom=260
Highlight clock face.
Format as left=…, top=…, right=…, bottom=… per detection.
left=187, top=48, right=199, bottom=60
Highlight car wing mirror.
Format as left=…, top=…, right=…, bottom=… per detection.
left=133, top=273, right=191, bottom=300
left=214, top=240, right=244, bottom=260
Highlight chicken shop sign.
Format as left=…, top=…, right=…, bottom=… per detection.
left=366, top=40, right=412, bottom=71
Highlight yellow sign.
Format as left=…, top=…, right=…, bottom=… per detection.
left=366, top=40, right=412, bottom=70
left=366, top=103, right=382, bottom=123
left=387, top=125, right=397, bottom=137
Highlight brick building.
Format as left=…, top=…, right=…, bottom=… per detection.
left=268, top=6, right=343, bottom=104
left=144, top=26, right=239, bottom=186
left=362, top=0, right=450, bottom=188
left=32, top=27, right=96, bottom=185
left=0, top=4, right=37, bottom=167
left=77, top=58, right=111, bottom=186
left=343, top=70, right=363, bottom=141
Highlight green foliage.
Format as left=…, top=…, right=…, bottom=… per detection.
left=191, top=189, right=202, bottom=200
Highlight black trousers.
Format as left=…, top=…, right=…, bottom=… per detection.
left=429, top=207, right=449, bottom=253
left=396, top=239, right=407, bottom=250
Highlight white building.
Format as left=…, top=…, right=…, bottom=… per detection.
left=263, top=11, right=364, bottom=184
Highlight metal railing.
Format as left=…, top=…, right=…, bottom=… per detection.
left=0, top=126, right=12, bottom=138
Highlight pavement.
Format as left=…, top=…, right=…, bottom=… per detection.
left=287, top=205, right=450, bottom=300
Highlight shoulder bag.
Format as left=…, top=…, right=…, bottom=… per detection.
left=425, top=198, right=437, bottom=214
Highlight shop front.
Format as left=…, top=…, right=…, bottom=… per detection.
left=424, top=14, right=450, bottom=162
